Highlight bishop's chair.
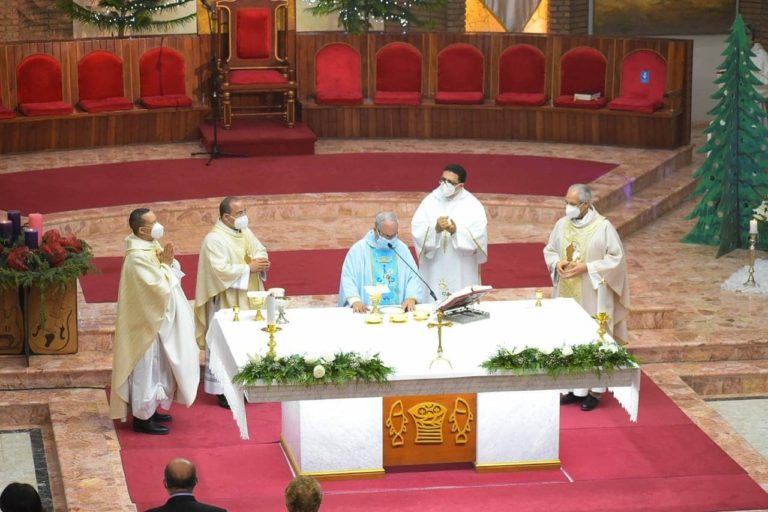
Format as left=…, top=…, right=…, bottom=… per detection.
left=216, top=0, right=297, bottom=128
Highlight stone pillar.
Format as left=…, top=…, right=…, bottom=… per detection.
left=0, top=0, right=72, bottom=42
left=548, top=0, right=588, bottom=35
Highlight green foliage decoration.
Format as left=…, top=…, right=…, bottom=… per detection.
left=57, top=0, right=196, bottom=38
left=305, top=0, right=447, bottom=34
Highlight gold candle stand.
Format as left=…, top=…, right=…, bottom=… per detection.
left=744, top=233, right=758, bottom=287
left=534, top=289, right=543, bottom=308
left=232, top=305, right=240, bottom=322
left=428, top=310, right=453, bottom=368
left=261, top=324, right=282, bottom=358
left=593, top=312, right=609, bottom=340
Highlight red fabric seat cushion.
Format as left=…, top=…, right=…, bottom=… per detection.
left=0, top=107, right=16, bottom=120
left=79, top=97, right=134, bottom=113
left=17, top=54, right=65, bottom=104
left=19, top=101, right=74, bottom=116
left=435, top=91, right=484, bottom=104
left=139, top=48, right=188, bottom=97
left=376, top=43, right=421, bottom=94
left=229, top=69, right=289, bottom=86
left=553, top=95, right=607, bottom=109
left=236, top=8, right=272, bottom=59
left=495, top=92, right=546, bottom=106
left=78, top=51, right=126, bottom=101
left=608, top=97, right=662, bottom=113
left=373, top=91, right=421, bottom=105
left=139, top=95, right=193, bottom=109
left=498, top=44, right=546, bottom=96
left=315, top=43, right=362, bottom=105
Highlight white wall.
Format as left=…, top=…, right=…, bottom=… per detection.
left=670, top=34, right=729, bottom=126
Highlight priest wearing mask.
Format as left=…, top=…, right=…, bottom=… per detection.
left=195, top=197, right=270, bottom=408
left=110, top=208, right=200, bottom=435
left=543, top=184, right=630, bottom=411
left=411, top=164, right=488, bottom=302
left=339, top=212, right=423, bottom=313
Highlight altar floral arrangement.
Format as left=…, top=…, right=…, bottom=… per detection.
left=481, top=340, right=638, bottom=378
left=753, top=196, right=768, bottom=222
left=0, top=229, right=93, bottom=289
left=233, top=351, right=395, bottom=388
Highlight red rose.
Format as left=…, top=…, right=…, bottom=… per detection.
left=42, top=229, right=62, bottom=246
left=41, top=242, right=67, bottom=267
left=7, top=246, right=31, bottom=271
left=60, top=233, right=83, bottom=253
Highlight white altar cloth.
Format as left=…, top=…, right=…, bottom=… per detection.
left=206, top=298, right=640, bottom=442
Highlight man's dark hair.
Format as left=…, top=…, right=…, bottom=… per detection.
left=128, top=208, right=150, bottom=235
left=444, top=164, right=467, bottom=183
left=0, top=482, right=45, bottom=512
left=164, top=460, right=197, bottom=491
left=219, top=196, right=240, bottom=217
left=285, top=475, right=322, bottom=512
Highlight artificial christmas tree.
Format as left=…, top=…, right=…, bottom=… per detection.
left=57, top=0, right=196, bottom=38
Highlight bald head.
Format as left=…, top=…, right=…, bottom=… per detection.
left=164, top=458, right=197, bottom=493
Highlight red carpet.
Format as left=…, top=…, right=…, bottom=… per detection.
left=0, top=153, right=615, bottom=215
left=117, top=373, right=768, bottom=512
left=199, top=118, right=317, bottom=156
left=79, top=243, right=551, bottom=303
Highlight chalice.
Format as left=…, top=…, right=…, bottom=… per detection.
left=276, top=297, right=291, bottom=324
left=247, top=291, right=269, bottom=321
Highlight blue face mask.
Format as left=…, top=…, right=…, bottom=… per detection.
left=376, top=234, right=398, bottom=250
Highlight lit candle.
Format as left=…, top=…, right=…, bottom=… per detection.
left=7, top=210, right=21, bottom=242
left=750, top=219, right=758, bottom=235
left=597, top=280, right=607, bottom=314
left=28, top=213, right=43, bottom=244
left=266, top=293, right=276, bottom=325
left=0, top=220, right=11, bottom=242
left=24, top=228, right=39, bottom=250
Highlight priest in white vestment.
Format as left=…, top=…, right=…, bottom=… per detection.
left=195, top=197, right=270, bottom=408
left=411, top=164, right=488, bottom=302
left=110, top=208, right=200, bottom=435
left=544, top=184, right=630, bottom=411
left=339, top=212, right=424, bottom=313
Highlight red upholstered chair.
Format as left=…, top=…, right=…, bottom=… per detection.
left=435, top=43, right=484, bottom=105
left=608, top=49, right=667, bottom=113
left=374, top=42, right=422, bottom=106
left=0, top=82, right=15, bottom=120
left=138, top=47, right=194, bottom=109
left=495, top=44, right=546, bottom=106
left=16, top=54, right=74, bottom=117
left=77, top=50, right=133, bottom=113
left=315, top=43, right=362, bottom=105
left=216, top=0, right=297, bottom=128
left=553, top=47, right=608, bottom=109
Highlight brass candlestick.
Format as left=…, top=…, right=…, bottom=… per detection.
left=534, top=289, right=543, bottom=308
left=593, top=312, right=609, bottom=340
left=744, top=233, right=758, bottom=287
left=428, top=310, right=453, bottom=368
left=261, top=324, right=282, bottom=358
left=232, top=305, right=240, bottom=322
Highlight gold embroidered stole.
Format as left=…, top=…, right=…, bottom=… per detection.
left=559, top=215, right=604, bottom=302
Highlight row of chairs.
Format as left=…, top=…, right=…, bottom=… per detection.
left=0, top=47, right=194, bottom=120
left=314, top=42, right=669, bottom=114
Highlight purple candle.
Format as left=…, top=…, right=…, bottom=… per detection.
left=24, top=228, right=39, bottom=250
left=7, top=210, right=21, bottom=242
left=0, top=220, right=11, bottom=241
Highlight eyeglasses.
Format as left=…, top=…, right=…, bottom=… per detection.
left=439, top=177, right=459, bottom=186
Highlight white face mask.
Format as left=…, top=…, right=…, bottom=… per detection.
left=233, top=215, right=249, bottom=231
left=150, top=222, right=164, bottom=239
left=565, top=204, right=581, bottom=219
left=437, top=181, right=456, bottom=199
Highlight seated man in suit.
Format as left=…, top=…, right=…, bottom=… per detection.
left=145, top=458, right=226, bottom=512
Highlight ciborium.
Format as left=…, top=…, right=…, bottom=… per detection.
left=276, top=297, right=291, bottom=324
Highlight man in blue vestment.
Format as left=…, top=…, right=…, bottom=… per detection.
left=339, top=212, right=424, bottom=313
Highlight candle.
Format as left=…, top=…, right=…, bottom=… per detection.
left=266, top=294, right=276, bottom=325
left=0, top=220, right=11, bottom=242
left=750, top=219, right=758, bottom=235
left=597, top=280, right=607, bottom=314
left=28, top=213, right=43, bottom=244
left=7, top=210, right=21, bottom=242
left=24, top=228, right=39, bottom=250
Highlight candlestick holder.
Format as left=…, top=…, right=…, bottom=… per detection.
left=261, top=324, right=282, bottom=358
left=428, top=310, right=453, bottom=368
left=534, top=289, right=543, bottom=308
left=593, top=312, right=610, bottom=340
left=232, top=305, right=240, bottom=322
left=744, top=233, right=758, bottom=287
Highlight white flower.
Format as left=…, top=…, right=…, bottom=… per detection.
left=322, top=352, right=336, bottom=363
left=562, top=346, right=573, bottom=357
left=248, top=352, right=262, bottom=364
left=304, top=355, right=318, bottom=365
left=599, top=343, right=619, bottom=353
left=313, top=365, right=326, bottom=379
left=540, top=346, right=554, bottom=355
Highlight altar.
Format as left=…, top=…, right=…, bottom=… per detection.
left=206, top=298, right=640, bottom=478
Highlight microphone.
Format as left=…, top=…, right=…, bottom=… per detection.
left=387, top=242, right=438, bottom=301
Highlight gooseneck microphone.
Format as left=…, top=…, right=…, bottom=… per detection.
left=387, top=242, right=438, bottom=301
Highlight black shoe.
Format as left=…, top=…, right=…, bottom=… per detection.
left=580, top=394, right=600, bottom=411
left=133, top=417, right=169, bottom=435
left=217, top=394, right=231, bottom=409
left=560, top=392, right=586, bottom=405
left=151, top=411, right=172, bottom=423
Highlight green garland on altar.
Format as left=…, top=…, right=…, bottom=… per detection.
left=233, top=351, right=395, bottom=388
left=481, top=340, right=639, bottom=379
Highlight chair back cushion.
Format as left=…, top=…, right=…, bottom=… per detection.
left=559, top=46, right=606, bottom=96
left=437, top=43, right=484, bottom=94
left=17, top=54, right=64, bottom=104
left=78, top=50, right=125, bottom=101
left=376, top=42, right=421, bottom=94
left=236, top=7, right=272, bottom=60
left=139, top=47, right=187, bottom=97
left=315, top=43, right=362, bottom=105
left=618, top=49, right=667, bottom=101
left=498, top=44, right=545, bottom=95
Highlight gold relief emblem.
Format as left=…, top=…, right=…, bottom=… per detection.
left=407, top=402, right=447, bottom=444
left=449, top=397, right=474, bottom=445
left=385, top=400, right=408, bottom=447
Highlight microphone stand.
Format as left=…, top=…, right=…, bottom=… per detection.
left=191, top=0, right=247, bottom=166
left=387, top=242, right=438, bottom=301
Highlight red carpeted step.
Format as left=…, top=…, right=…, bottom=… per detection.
left=0, top=153, right=615, bottom=215
left=79, top=243, right=551, bottom=304
left=199, top=118, right=317, bottom=157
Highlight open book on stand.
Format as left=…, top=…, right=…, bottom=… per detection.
left=435, top=285, right=493, bottom=323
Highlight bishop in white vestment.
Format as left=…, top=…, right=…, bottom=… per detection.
left=411, top=164, right=488, bottom=302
